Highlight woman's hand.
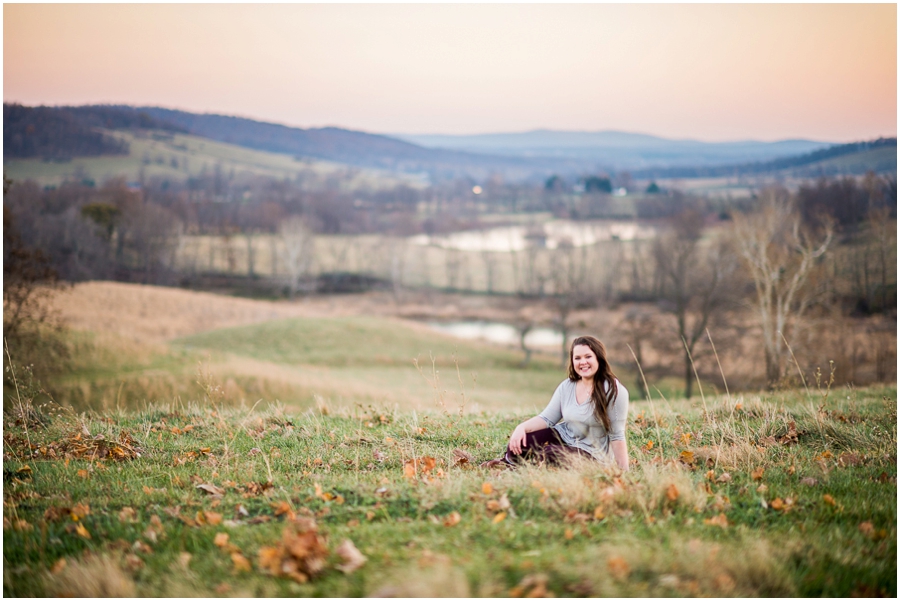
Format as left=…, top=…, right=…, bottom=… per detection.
left=509, top=424, right=528, bottom=455
left=610, top=439, right=629, bottom=471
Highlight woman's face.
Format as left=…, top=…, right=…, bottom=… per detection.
left=572, top=344, right=600, bottom=380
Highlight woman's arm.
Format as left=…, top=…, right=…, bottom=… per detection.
left=609, top=439, right=629, bottom=471
left=509, top=416, right=550, bottom=455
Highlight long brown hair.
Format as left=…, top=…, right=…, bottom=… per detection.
left=567, top=336, right=618, bottom=432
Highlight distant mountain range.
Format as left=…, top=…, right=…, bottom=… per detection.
left=4, top=103, right=895, bottom=182
left=393, top=130, right=834, bottom=171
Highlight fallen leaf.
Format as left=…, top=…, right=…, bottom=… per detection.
left=838, top=452, right=864, bottom=467
left=452, top=448, right=474, bottom=467
left=178, top=552, right=192, bottom=569
left=492, top=512, right=507, bottom=524
left=443, top=511, right=461, bottom=527
left=770, top=498, right=785, bottom=511
left=231, top=552, right=251, bottom=572
left=335, top=539, right=367, bottom=574
left=607, top=556, right=630, bottom=580
left=482, top=482, right=494, bottom=495
left=204, top=511, right=223, bottom=526
left=858, top=521, right=875, bottom=537
left=272, top=501, right=295, bottom=520
left=50, top=558, right=67, bottom=574
left=75, top=523, right=91, bottom=539
left=564, top=528, right=574, bottom=540
left=800, top=477, right=818, bottom=487
left=756, top=484, right=768, bottom=493
left=751, top=467, right=765, bottom=481
left=593, top=506, right=605, bottom=520
left=214, top=532, right=230, bottom=547
left=703, top=513, right=729, bottom=529
left=118, top=507, right=137, bottom=523
left=716, top=472, right=732, bottom=483
left=71, top=503, right=90, bottom=520
left=196, top=483, right=225, bottom=497
left=666, top=484, right=679, bottom=501
left=679, top=450, right=695, bottom=466
left=77, top=469, right=89, bottom=479
left=823, top=494, right=836, bottom=506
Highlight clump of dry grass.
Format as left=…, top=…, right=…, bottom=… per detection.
left=560, top=534, right=796, bottom=597
left=45, top=553, right=137, bottom=597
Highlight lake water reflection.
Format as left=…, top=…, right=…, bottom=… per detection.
left=409, top=219, right=655, bottom=252
left=426, top=321, right=563, bottom=348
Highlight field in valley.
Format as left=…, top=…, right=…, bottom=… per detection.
left=2, top=282, right=895, bottom=597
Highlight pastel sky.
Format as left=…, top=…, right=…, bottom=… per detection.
left=4, top=3, right=896, bottom=142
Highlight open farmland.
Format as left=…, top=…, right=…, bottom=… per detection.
left=2, top=130, right=419, bottom=191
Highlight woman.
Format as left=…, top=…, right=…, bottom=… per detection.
left=483, top=335, right=630, bottom=471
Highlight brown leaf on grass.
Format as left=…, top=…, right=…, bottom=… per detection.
left=44, top=506, right=72, bottom=522
left=118, top=507, right=137, bottom=523
left=716, top=472, right=732, bottom=483
left=778, top=421, right=799, bottom=445
left=751, top=467, right=765, bottom=481
left=124, top=553, right=144, bottom=572
left=492, top=512, right=507, bottom=524
left=214, top=532, right=230, bottom=547
left=335, top=539, right=367, bottom=574
left=858, top=521, right=875, bottom=536
left=257, top=523, right=329, bottom=583
left=178, top=552, right=192, bottom=569
left=482, top=482, right=494, bottom=495
left=509, top=574, right=550, bottom=598
left=242, top=481, right=274, bottom=497
left=71, top=503, right=90, bottom=520
left=593, top=506, right=606, bottom=520
left=665, top=484, right=679, bottom=501
left=769, top=498, right=785, bottom=511
left=564, top=528, right=575, bottom=540
left=402, top=456, right=437, bottom=479
left=77, top=469, right=89, bottom=479
left=74, top=523, right=91, bottom=539
left=204, top=511, right=223, bottom=525
left=443, top=511, right=461, bottom=527
left=838, top=452, right=864, bottom=467
left=823, top=494, right=836, bottom=506
left=196, top=483, right=225, bottom=497
left=607, top=556, right=630, bottom=580
left=132, top=540, right=153, bottom=554
left=679, top=450, right=695, bottom=466
left=50, top=558, right=67, bottom=574
left=231, top=552, right=252, bottom=572
left=452, top=448, right=475, bottom=467
left=801, top=477, right=818, bottom=487
left=144, top=515, right=164, bottom=543
left=272, top=501, right=296, bottom=520
left=703, top=513, right=729, bottom=529
left=564, top=511, right=591, bottom=524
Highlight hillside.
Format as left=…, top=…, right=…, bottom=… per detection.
left=2, top=128, right=417, bottom=190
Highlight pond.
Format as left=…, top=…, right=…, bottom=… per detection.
left=409, top=219, right=655, bottom=252
left=425, top=320, right=564, bottom=348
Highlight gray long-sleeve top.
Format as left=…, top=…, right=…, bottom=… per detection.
left=538, top=378, right=629, bottom=458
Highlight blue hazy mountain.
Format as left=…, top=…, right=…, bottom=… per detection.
left=392, top=130, right=833, bottom=171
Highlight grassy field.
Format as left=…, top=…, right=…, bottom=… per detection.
left=3, top=369, right=895, bottom=596
left=2, top=130, right=418, bottom=191
left=5, top=282, right=894, bottom=596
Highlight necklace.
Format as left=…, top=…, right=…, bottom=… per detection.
left=577, top=380, right=592, bottom=403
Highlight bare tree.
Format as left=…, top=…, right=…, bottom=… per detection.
left=653, top=209, right=739, bottom=398
left=732, top=188, right=833, bottom=385
left=548, top=238, right=595, bottom=365
left=279, top=216, right=315, bottom=299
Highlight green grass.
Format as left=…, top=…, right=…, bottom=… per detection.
left=34, top=316, right=567, bottom=415
left=3, top=370, right=895, bottom=597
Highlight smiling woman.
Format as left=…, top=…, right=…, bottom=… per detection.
left=482, top=335, right=630, bottom=471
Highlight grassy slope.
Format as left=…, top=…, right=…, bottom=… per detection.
left=3, top=379, right=895, bottom=597
left=2, top=130, right=415, bottom=190
left=46, top=315, right=566, bottom=415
